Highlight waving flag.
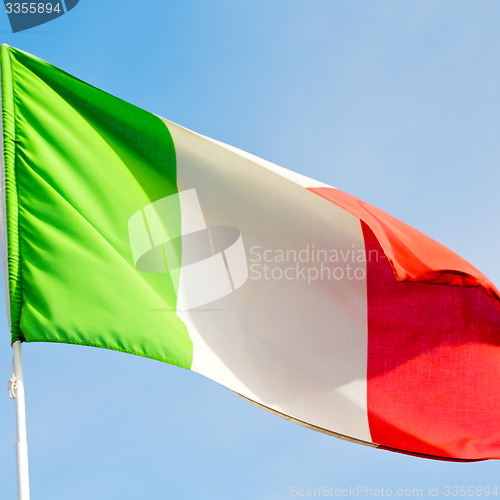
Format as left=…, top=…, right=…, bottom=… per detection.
left=2, top=45, right=500, bottom=461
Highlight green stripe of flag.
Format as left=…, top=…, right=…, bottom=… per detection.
left=1, top=45, right=192, bottom=369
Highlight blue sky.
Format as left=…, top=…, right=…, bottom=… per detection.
left=1, top=1, right=500, bottom=498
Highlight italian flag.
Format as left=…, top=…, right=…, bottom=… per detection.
left=2, top=45, right=500, bottom=461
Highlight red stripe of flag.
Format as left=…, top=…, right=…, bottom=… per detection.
left=309, top=187, right=500, bottom=460
left=363, top=222, right=500, bottom=460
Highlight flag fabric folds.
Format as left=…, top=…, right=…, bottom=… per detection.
left=1, top=45, right=500, bottom=461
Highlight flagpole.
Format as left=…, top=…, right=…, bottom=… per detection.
left=12, top=340, right=31, bottom=500
left=1, top=49, right=30, bottom=500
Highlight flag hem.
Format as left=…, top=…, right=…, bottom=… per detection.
left=26, top=337, right=192, bottom=371
left=236, top=392, right=485, bottom=462
left=0, top=46, right=11, bottom=333
left=0, top=44, right=21, bottom=342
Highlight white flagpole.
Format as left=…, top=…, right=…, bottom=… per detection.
left=11, top=340, right=31, bottom=500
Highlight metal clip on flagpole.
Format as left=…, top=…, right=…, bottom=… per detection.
left=10, top=341, right=31, bottom=500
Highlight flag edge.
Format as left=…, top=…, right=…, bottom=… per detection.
left=0, top=44, right=16, bottom=340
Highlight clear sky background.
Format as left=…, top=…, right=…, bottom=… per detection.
left=1, top=1, right=500, bottom=499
